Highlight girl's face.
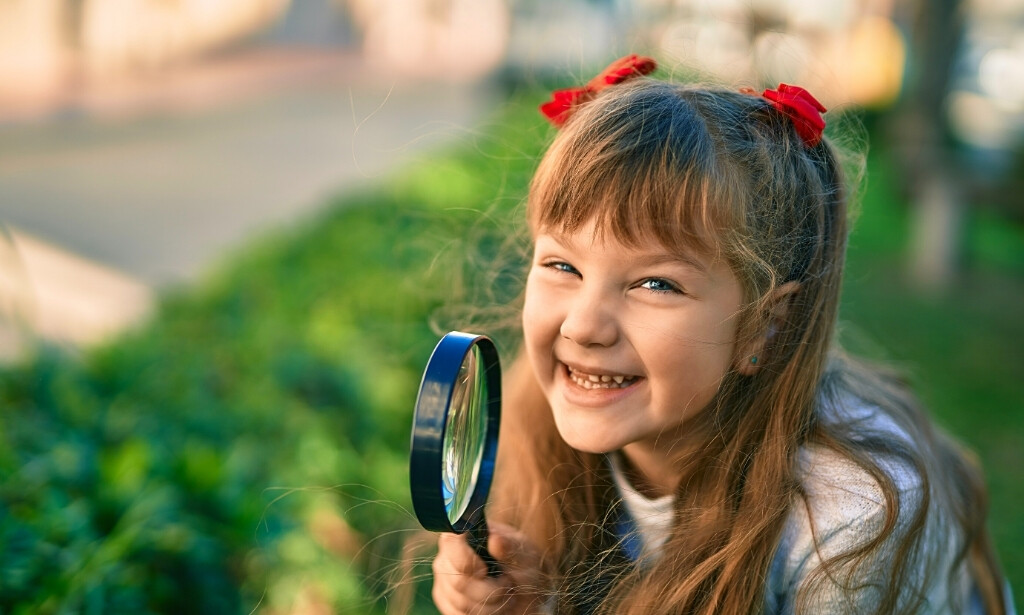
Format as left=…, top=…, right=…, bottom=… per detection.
left=523, top=218, right=746, bottom=467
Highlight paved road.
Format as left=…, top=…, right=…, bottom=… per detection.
left=1, top=51, right=497, bottom=284
left=0, top=50, right=498, bottom=350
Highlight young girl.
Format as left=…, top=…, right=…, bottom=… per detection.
left=429, top=55, right=1013, bottom=614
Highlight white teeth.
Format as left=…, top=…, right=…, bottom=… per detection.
left=567, top=367, right=637, bottom=389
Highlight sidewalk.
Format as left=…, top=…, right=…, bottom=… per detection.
left=0, top=228, right=153, bottom=358
left=0, top=49, right=498, bottom=353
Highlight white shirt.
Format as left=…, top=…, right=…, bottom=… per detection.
left=608, top=399, right=1014, bottom=614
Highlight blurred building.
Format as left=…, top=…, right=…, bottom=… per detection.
left=0, top=0, right=293, bottom=118
left=948, top=0, right=1024, bottom=166
left=0, top=0, right=514, bottom=122
left=1, top=0, right=1022, bottom=112
left=630, top=0, right=907, bottom=108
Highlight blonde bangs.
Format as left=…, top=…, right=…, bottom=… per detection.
left=527, top=81, right=744, bottom=263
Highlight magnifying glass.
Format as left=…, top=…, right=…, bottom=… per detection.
left=410, top=331, right=502, bottom=576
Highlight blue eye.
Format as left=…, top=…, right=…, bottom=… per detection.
left=547, top=261, right=580, bottom=276
left=639, top=278, right=681, bottom=294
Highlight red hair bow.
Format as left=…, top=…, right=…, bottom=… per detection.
left=761, top=84, right=827, bottom=147
left=540, top=54, right=657, bottom=127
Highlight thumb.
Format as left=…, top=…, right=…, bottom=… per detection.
left=487, top=522, right=541, bottom=572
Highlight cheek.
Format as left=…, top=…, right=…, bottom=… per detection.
left=521, top=279, right=539, bottom=338
left=522, top=276, right=554, bottom=339
left=645, top=319, right=738, bottom=394
left=522, top=278, right=561, bottom=372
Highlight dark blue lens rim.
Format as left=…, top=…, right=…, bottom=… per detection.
left=409, top=331, right=501, bottom=534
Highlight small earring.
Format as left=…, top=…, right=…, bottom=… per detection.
left=750, top=356, right=758, bottom=365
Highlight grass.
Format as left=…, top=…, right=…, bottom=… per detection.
left=0, top=87, right=1020, bottom=612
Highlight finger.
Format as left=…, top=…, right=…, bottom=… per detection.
left=433, top=581, right=518, bottom=615
left=433, top=567, right=515, bottom=614
left=433, top=535, right=514, bottom=611
left=488, top=523, right=542, bottom=571
left=436, top=533, right=487, bottom=577
left=432, top=557, right=510, bottom=602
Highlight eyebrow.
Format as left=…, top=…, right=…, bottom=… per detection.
left=633, top=252, right=709, bottom=276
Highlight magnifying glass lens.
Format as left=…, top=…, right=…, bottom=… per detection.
left=411, top=331, right=502, bottom=576
left=441, top=344, right=488, bottom=524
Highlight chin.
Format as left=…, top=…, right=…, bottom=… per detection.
left=551, top=412, right=624, bottom=454
left=563, top=439, right=617, bottom=455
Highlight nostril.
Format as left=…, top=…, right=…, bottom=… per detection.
left=559, top=307, right=618, bottom=348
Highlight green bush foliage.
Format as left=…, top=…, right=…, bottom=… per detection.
left=0, top=93, right=546, bottom=614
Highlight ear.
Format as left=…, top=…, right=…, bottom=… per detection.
left=737, top=281, right=800, bottom=376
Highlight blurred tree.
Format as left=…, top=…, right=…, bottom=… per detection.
left=890, top=0, right=965, bottom=289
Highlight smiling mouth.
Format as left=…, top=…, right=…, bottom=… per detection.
left=566, top=365, right=641, bottom=390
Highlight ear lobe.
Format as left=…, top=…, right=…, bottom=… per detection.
left=737, top=281, right=800, bottom=376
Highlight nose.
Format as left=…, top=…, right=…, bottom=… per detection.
left=559, top=288, right=619, bottom=348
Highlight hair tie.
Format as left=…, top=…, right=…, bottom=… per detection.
left=760, top=84, right=827, bottom=147
left=540, top=54, right=657, bottom=127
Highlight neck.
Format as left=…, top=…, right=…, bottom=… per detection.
left=620, top=436, right=703, bottom=499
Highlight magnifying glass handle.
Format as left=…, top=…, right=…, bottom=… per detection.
left=467, top=520, right=502, bottom=577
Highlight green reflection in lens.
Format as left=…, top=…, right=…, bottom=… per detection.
left=442, top=344, right=488, bottom=524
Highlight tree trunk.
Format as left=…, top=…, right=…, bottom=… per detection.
left=895, top=0, right=965, bottom=290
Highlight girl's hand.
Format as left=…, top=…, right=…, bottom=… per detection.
left=432, top=522, right=546, bottom=615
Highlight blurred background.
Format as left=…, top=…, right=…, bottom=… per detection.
left=0, top=0, right=1021, bottom=613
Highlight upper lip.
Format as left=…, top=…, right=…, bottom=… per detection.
left=560, top=360, right=640, bottom=379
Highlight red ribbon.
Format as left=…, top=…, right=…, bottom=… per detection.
left=761, top=84, right=827, bottom=147
left=540, top=55, right=657, bottom=127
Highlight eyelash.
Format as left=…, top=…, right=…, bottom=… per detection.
left=542, top=262, right=683, bottom=295
left=638, top=278, right=682, bottom=294
left=545, top=261, right=580, bottom=276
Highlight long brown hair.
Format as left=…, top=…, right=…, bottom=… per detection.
left=489, top=80, right=1007, bottom=614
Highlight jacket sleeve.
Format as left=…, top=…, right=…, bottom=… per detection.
left=764, top=444, right=968, bottom=614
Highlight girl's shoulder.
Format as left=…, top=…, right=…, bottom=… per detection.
left=781, top=400, right=926, bottom=584
left=765, top=395, right=977, bottom=614
left=797, top=394, right=925, bottom=524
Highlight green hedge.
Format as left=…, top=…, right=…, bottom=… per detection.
left=0, top=92, right=545, bottom=614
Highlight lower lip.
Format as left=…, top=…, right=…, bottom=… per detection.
left=559, top=364, right=643, bottom=408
